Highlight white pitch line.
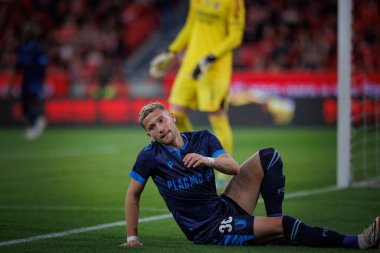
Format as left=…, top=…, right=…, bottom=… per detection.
left=0, top=213, right=173, bottom=247
left=0, top=185, right=341, bottom=247
left=284, top=185, right=340, bottom=200
left=0, top=205, right=168, bottom=212
left=0, top=205, right=125, bottom=212
left=254, top=185, right=340, bottom=203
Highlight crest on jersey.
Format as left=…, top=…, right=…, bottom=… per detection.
left=234, top=218, right=246, bottom=231
left=167, top=161, right=174, bottom=169
left=206, top=168, right=214, bottom=182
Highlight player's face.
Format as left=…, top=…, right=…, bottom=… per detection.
left=142, top=109, right=179, bottom=146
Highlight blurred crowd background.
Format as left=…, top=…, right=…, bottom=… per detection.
left=0, top=0, right=379, bottom=99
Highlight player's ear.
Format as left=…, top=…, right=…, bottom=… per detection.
left=169, top=112, right=176, bottom=123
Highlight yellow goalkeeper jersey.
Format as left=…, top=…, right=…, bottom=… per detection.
left=169, top=0, right=245, bottom=78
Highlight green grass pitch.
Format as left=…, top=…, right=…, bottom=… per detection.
left=0, top=126, right=379, bottom=253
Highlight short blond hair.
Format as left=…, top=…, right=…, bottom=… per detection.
left=138, top=102, right=167, bottom=128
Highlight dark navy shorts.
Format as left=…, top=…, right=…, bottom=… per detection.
left=192, top=194, right=255, bottom=246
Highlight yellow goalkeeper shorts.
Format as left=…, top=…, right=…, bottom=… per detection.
left=169, top=71, right=230, bottom=112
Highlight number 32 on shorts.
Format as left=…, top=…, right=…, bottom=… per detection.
left=219, top=216, right=233, bottom=233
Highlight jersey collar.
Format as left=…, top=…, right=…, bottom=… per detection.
left=165, top=133, right=189, bottom=155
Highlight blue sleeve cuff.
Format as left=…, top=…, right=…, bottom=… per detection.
left=130, top=170, right=147, bottom=185
left=212, top=149, right=227, bottom=158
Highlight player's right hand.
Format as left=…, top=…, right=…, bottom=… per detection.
left=149, top=50, right=175, bottom=78
left=120, top=240, right=143, bottom=247
left=183, top=153, right=208, bottom=168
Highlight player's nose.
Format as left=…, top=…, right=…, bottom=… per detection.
left=158, top=125, right=165, bottom=133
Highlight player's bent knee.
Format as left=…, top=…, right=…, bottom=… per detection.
left=258, top=147, right=285, bottom=184
left=259, top=147, right=283, bottom=173
left=259, top=147, right=285, bottom=217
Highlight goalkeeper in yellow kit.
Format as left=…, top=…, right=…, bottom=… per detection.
left=150, top=0, right=245, bottom=172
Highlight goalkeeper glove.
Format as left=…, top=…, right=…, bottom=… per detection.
left=149, top=50, right=175, bottom=78
left=192, top=54, right=216, bottom=80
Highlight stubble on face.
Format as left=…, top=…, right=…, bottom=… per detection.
left=142, top=109, right=178, bottom=146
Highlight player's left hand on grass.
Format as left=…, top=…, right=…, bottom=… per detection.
left=120, top=240, right=143, bottom=247
left=192, top=54, right=216, bottom=80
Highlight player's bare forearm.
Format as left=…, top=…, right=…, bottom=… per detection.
left=183, top=153, right=240, bottom=175
left=213, top=155, right=240, bottom=175
left=126, top=191, right=139, bottom=237
left=122, top=179, right=144, bottom=246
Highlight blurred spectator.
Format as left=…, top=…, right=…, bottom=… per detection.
left=352, top=0, right=380, bottom=72
left=0, top=0, right=379, bottom=100
left=235, top=0, right=379, bottom=73
left=0, top=0, right=165, bottom=98
left=235, top=0, right=339, bottom=72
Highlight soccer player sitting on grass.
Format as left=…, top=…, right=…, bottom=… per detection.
left=121, top=102, right=379, bottom=249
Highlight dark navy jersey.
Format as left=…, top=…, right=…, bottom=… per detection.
left=17, top=40, right=47, bottom=96
left=130, top=130, right=228, bottom=241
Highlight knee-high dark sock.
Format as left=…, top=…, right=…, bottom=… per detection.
left=282, top=216, right=359, bottom=248
left=259, top=147, right=285, bottom=217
